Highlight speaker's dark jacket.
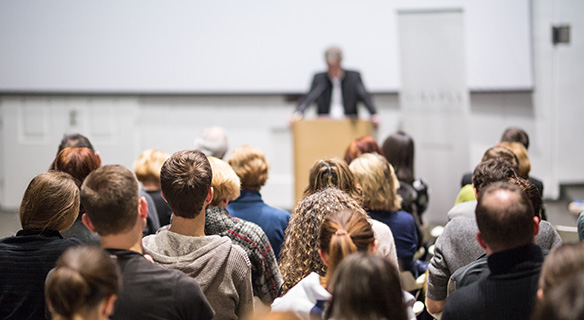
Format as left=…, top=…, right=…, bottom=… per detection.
left=295, top=70, right=377, bottom=116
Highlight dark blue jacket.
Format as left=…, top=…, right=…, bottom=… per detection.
left=227, top=190, right=290, bottom=259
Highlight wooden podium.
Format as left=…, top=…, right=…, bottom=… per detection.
left=291, top=118, right=372, bottom=203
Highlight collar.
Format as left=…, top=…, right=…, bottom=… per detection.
left=105, top=248, right=143, bottom=259
left=234, top=190, right=263, bottom=202
left=487, top=244, right=543, bottom=275
left=16, top=229, right=63, bottom=238
left=207, top=206, right=230, bottom=217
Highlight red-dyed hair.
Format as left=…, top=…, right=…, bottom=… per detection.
left=50, top=147, right=101, bottom=187
left=343, top=136, right=383, bottom=165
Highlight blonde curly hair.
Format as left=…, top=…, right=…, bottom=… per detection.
left=349, top=153, right=402, bottom=212
left=279, top=187, right=368, bottom=294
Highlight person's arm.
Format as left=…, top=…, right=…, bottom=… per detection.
left=425, top=297, right=445, bottom=317
left=425, top=226, right=454, bottom=315
left=295, top=75, right=327, bottom=115
left=355, top=72, right=377, bottom=116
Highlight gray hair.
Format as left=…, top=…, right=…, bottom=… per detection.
left=194, top=126, right=228, bottom=159
left=325, top=46, right=343, bottom=63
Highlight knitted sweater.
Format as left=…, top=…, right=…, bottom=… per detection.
left=206, top=206, right=283, bottom=304
left=143, top=231, right=253, bottom=320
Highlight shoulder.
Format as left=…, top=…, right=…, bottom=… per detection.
left=442, top=282, right=481, bottom=317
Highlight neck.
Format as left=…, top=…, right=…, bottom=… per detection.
left=99, top=226, right=144, bottom=254
left=142, top=181, right=160, bottom=191
left=169, top=212, right=206, bottom=237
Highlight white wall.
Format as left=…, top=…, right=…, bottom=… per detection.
left=1, top=0, right=583, bottom=224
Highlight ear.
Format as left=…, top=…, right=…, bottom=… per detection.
left=473, top=184, right=478, bottom=199
left=476, top=232, right=488, bottom=250
left=205, top=187, right=214, bottom=204
left=533, top=216, right=540, bottom=236
left=318, top=249, right=329, bottom=267
left=82, top=213, right=98, bottom=233
left=160, top=191, right=166, bottom=202
left=95, top=151, right=102, bottom=166
left=102, top=294, right=117, bottom=318
left=536, top=288, right=544, bottom=301
left=368, top=239, right=378, bottom=254
left=138, top=196, right=148, bottom=220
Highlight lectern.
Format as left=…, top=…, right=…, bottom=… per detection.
left=291, top=118, right=372, bottom=203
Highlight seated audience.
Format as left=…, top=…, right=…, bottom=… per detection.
left=273, top=209, right=389, bottom=319
left=205, top=156, right=282, bottom=305
left=449, top=176, right=549, bottom=293
left=532, top=272, right=584, bottom=320
left=326, top=253, right=410, bottom=320
left=299, top=157, right=398, bottom=267
left=82, top=164, right=214, bottom=320
left=194, top=126, right=229, bottom=159
left=133, top=149, right=172, bottom=226
left=537, top=242, right=584, bottom=300
left=499, top=141, right=544, bottom=198
left=382, top=131, right=429, bottom=225
left=0, top=171, right=81, bottom=319
left=349, top=153, right=421, bottom=276
left=58, top=133, right=160, bottom=235
left=343, top=136, right=383, bottom=164
left=45, top=246, right=121, bottom=320
left=227, top=145, right=291, bottom=259
left=425, top=159, right=561, bottom=316
left=50, top=147, right=101, bottom=245
left=279, top=188, right=398, bottom=295
left=454, top=146, right=518, bottom=206
left=442, top=181, right=544, bottom=320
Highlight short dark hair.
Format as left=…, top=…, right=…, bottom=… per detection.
left=475, top=181, right=534, bottom=251
left=381, top=131, right=415, bottom=184
left=81, top=165, right=139, bottom=236
left=58, top=133, right=95, bottom=154
left=500, top=127, right=529, bottom=150
left=472, top=159, right=517, bottom=194
left=160, top=150, right=212, bottom=219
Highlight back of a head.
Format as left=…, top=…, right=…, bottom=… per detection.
left=208, top=156, right=241, bottom=207
left=472, top=158, right=518, bottom=195
left=325, top=46, right=343, bottom=64
left=475, top=181, right=534, bottom=252
left=533, top=272, right=584, bottom=320
left=500, top=127, right=529, bottom=150
left=279, top=188, right=367, bottom=294
left=133, top=149, right=170, bottom=186
left=538, top=243, right=584, bottom=298
left=194, top=126, right=229, bottom=159
left=349, top=153, right=401, bottom=212
left=327, top=253, right=408, bottom=320
left=46, top=246, right=121, bottom=320
left=499, top=141, right=531, bottom=179
left=343, top=136, right=383, bottom=165
left=481, top=146, right=519, bottom=173
left=50, top=147, right=101, bottom=188
left=319, top=209, right=375, bottom=287
left=20, top=171, right=79, bottom=231
left=81, top=165, right=139, bottom=236
left=509, top=176, right=542, bottom=218
left=160, top=150, right=212, bottom=219
left=227, top=145, right=268, bottom=191
left=303, top=158, right=361, bottom=202
left=58, top=133, right=95, bottom=155
left=381, top=131, right=415, bottom=184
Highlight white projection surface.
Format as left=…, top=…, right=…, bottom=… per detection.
left=0, top=0, right=532, bottom=93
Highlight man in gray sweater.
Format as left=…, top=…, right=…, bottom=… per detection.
left=143, top=150, right=254, bottom=320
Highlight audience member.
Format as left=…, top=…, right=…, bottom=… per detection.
left=532, top=272, right=584, bottom=320
left=194, top=126, right=229, bottom=159
left=326, top=253, right=409, bottom=320
left=499, top=141, right=544, bottom=196
left=227, top=145, right=291, bottom=259
left=500, top=127, right=530, bottom=149
left=205, top=156, right=282, bottom=305
left=381, top=131, right=429, bottom=233
left=45, top=246, right=121, bottom=320
left=449, top=176, right=548, bottom=293
left=425, top=159, right=561, bottom=315
left=442, top=181, right=543, bottom=320
left=537, top=242, right=584, bottom=300
left=349, top=153, right=422, bottom=276
left=273, top=209, right=379, bottom=319
left=133, top=149, right=172, bottom=226
left=50, top=147, right=101, bottom=245
left=58, top=133, right=160, bottom=235
left=279, top=188, right=398, bottom=295
left=82, top=164, right=214, bottom=320
left=300, top=158, right=398, bottom=265
left=343, top=136, right=383, bottom=165
left=0, top=171, right=81, bottom=319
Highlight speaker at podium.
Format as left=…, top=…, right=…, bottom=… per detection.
left=291, top=118, right=373, bottom=203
